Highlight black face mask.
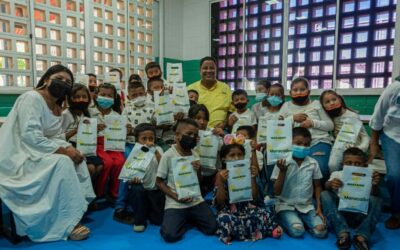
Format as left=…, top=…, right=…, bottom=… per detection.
left=179, top=134, right=197, bottom=150
left=69, top=101, right=90, bottom=111
left=48, top=79, right=72, bottom=99
left=292, top=95, right=309, bottom=105
left=89, top=86, right=97, bottom=92
left=326, top=107, right=342, bottom=117
left=234, top=102, right=247, bottom=110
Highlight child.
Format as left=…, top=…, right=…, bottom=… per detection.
left=188, top=89, right=199, bottom=103
left=236, top=126, right=264, bottom=170
left=236, top=125, right=265, bottom=204
left=123, top=81, right=154, bottom=157
left=90, top=83, right=126, bottom=201
left=272, top=127, right=327, bottom=238
left=322, top=147, right=381, bottom=250
left=189, top=104, right=224, bottom=196
left=145, top=61, right=164, bottom=81
left=280, top=77, right=333, bottom=183
left=156, top=119, right=217, bottom=242
left=227, top=89, right=257, bottom=134
left=148, top=77, right=184, bottom=147
left=320, top=90, right=370, bottom=173
left=124, top=123, right=165, bottom=232
left=251, top=79, right=272, bottom=119
left=214, top=141, right=282, bottom=244
left=61, top=84, right=103, bottom=186
left=87, top=73, right=98, bottom=108
left=128, top=73, right=142, bottom=85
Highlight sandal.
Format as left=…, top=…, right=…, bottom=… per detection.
left=336, top=233, right=351, bottom=250
left=272, top=226, right=283, bottom=239
left=69, top=224, right=90, bottom=241
left=353, top=236, right=369, bottom=250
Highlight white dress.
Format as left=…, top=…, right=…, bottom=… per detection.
left=0, top=91, right=95, bottom=242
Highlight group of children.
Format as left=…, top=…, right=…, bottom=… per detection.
left=60, top=61, right=382, bottom=250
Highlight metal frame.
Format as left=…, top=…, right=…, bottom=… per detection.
left=208, top=0, right=400, bottom=95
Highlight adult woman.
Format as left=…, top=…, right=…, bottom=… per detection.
left=188, top=56, right=233, bottom=128
left=0, top=65, right=95, bottom=242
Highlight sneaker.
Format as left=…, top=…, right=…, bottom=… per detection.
left=113, top=208, right=135, bottom=225
left=133, top=225, right=146, bottom=232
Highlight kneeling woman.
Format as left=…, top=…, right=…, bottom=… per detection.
left=213, top=137, right=282, bottom=244
left=0, top=65, right=95, bottom=242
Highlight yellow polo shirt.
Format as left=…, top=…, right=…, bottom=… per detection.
left=188, top=80, right=233, bottom=128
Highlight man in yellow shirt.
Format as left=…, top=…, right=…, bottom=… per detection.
left=188, top=57, right=233, bottom=128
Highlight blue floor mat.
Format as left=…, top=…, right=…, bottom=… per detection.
left=1, top=207, right=398, bottom=250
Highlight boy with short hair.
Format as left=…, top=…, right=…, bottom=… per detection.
left=188, top=89, right=199, bottom=103
left=227, top=89, right=257, bottom=134
left=322, top=147, right=382, bottom=250
left=271, top=127, right=327, bottom=238
left=156, top=119, right=217, bottom=242
left=128, top=123, right=165, bottom=232
left=123, top=81, right=154, bottom=157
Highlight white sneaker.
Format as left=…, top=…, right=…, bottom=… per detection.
left=133, top=225, right=146, bottom=232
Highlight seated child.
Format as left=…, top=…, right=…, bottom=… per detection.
left=320, top=90, right=370, bottom=173
left=148, top=78, right=184, bottom=148
left=227, top=89, right=257, bottom=134
left=251, top=79, right=272, bottom=119
left=156, top=119, right=217, bottom=242
left=61, top=84, right=103, bottom=187
left=123, top=81, right=154, bottom=158
left=272, top=127, right=327, bottom=238
left=322, top=147, right=382, bottom=250
left=126, top=123, right=165, bottom=232
left=214, top=140, right=282, bottom=244
left=189, top=104, right=224, bottom=196
left=236, top=125, right=265, bottom=205
left=89, top=83, right=126, bottom=201
left=188, top=89, right=199, bottom=103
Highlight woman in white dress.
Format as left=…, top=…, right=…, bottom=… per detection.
left=0, top=65, right=96, bottom=242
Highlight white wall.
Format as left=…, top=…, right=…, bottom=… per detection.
left=182, top=0, right=210, bottom=61
left=162, top=0, right=210, bottom=61
left=163, top=0, right=184, bottom=59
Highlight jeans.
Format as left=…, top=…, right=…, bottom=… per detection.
left=310, top=142, right=332, bottom=185
left=380, top=132, right=400, bottom=213
left=321, top=190, right=382, bottom=240
left=124, top=143, right=135, bottom=159
left=115, top=181, right=131, bottom=211
left=278, top=209, right=327, bottom=238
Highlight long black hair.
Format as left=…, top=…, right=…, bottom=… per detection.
left=67, top=84, right=91, bottom=121
left=36, top=64, right=74, bottom=89
left=35, top=64, right=74, bottom=106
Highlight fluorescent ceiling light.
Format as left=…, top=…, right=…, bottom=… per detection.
left=265, top=0, right=280, bottom=5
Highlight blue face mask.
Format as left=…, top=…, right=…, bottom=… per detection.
left=292, top=145, right=311, bottom=159
left=267, top=95, right=283, bottom=107
left=97, top=96, right=114, bottom=109
left=255, top=92, right=267, bottom=102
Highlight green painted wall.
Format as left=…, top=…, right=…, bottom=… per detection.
left=0, top=94, right=18, bottom=117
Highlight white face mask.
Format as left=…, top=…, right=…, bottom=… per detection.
left=132, top=96, right=146, bottom=106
